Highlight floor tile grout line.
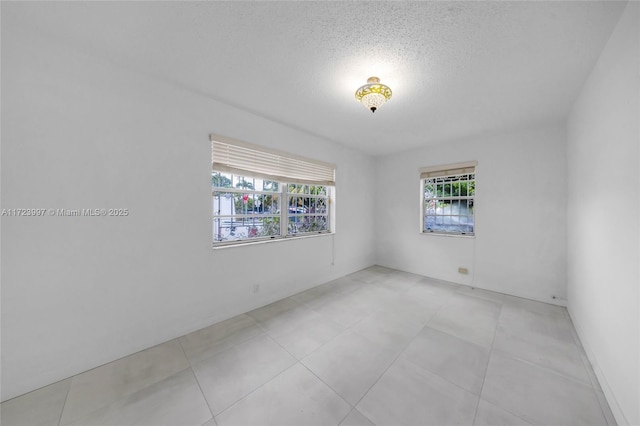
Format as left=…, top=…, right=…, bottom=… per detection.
left=257, top=305, right=360, bottom=361
left=399, top=331, right=491, bottom=398
left=176, top=339, right=217, bottom=425
left=54, top=365, right=198, bottom=426
left=260, top=328, right=303, bottom=361
left=259, top=301, right=375, bottom=414
left=285, top=278, right=429, bottom=418
left=497, top=348, right=600, bottom=389
left=53, top=341, right=191, bottom=426
left=370, top=296, right=500, bottom=403
left=471, top=301, right=503, bottom=426
left=250, top=280, right=397, bottom=364
left=55, top=378, right=73, bottom=426
left=255, top=282, right=420, bottom=422
left=493, top=308, right=596, bottom=387
left=166, top=303, right=331, bottom=422
left=183, top=325, right=269, bottom=368
left=345, top=314, right=431, bottom=411
left=188, top=367, right=218, bottom=426
left=39, top=337, right=198, bottom=425
left=297, top=361, right=357, bottom=415
left=473, top=304, right=536, bottom=426
left=337, top=408, right=357, bottom=426
left=213, top=360, right=301, bottom=420
left=334, top=280, right=468, bottom=410
left=259, top=317, right=343, bottom=361
left=191, top=331, right=298, bottom=420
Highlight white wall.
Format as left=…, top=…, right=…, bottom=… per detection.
left=0, top=22, right=376, bottom=401
left=567, top=2, right=639, bottom=425
left=375, top=124, right=567, bottom=304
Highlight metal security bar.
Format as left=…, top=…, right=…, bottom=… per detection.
left=213, top=171, right=331, bottom=245
left=286, top=183, right=330, bottom=236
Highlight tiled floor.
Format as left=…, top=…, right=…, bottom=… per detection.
left=1, top=266, right=616, bottom=426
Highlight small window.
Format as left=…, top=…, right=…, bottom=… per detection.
left=211, top=135, right=335, bottom=246
left=420, top=162, right=476, bottom=236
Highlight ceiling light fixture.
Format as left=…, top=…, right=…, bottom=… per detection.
left=355, top=76, right=392, bottom=113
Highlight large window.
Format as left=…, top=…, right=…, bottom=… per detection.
left=211, top=136, right=335, bottom=246
left=420, top=161, right=476, bottom=236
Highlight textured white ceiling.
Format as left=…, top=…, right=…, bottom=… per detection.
left=6, top=1, right=627, bottom=155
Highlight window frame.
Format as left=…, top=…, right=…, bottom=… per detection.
left=419, top=161, right=477, bottom=237
left=211, top=135, right=335, bottom=247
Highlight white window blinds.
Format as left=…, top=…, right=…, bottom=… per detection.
left=419, top=161, right=477, bottom=179
left=211, top=135, right=336, bottom=186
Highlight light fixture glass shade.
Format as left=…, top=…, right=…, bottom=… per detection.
left=360, top=93, right=386, bottom=111
left=355, top=77, right=392, bottom=113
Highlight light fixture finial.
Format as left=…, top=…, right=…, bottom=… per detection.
left=355, top=76, right=392, bottom=113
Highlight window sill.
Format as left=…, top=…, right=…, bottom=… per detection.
left=420, top=231, right=475, bottom=239
left=212, top=232, right=334, bottom=250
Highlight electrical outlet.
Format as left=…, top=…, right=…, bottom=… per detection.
left=458, top=267, right=469, bottom=275
left=253, top=284, right=260, bottom=293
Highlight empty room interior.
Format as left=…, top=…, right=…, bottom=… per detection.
left=1, top=1, right=638, bottom=426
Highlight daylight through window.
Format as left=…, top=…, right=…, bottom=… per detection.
left=211, top=136, right=335, bottom=246
left=420, top=162, right=476, bottom=236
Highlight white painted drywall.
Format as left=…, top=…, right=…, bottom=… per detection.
left=375, top=124, right=568, bottom=304
left=0, top=24, right=375, bottom=401
left=567, top=2, right=640, bottom=425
